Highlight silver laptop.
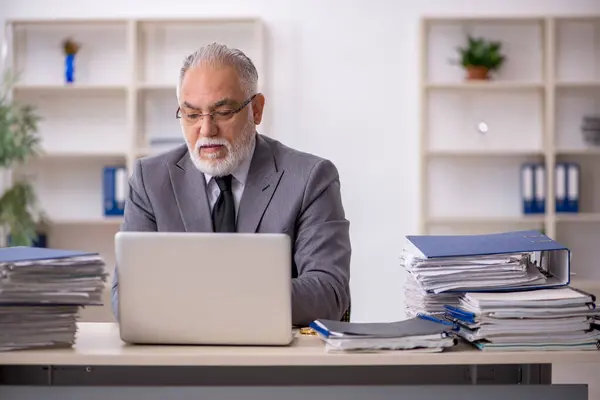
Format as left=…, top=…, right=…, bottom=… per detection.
left=114, top=231, right=293, bottom=346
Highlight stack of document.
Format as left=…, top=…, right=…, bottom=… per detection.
left=309, top=315, right=458, bottom=353
left=401, top=250, right=547, bottom=294
left=0, top=305, right=79, bottom=351
left=399, top=230, right=570, bottom=317
left=444, top=287, right=600, bottom=351
left=403, top=272, right=462, bottom=317
left=0, top=246, right=108, bottom=351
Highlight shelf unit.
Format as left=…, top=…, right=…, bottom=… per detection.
left=420, top=15, right=600, bottom=292
left=3, top=17, right=265, bottom=272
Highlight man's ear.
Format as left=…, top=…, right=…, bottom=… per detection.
left=251, top=93, right=265, bottom=125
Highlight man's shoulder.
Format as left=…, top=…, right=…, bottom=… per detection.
left=261, top=135, right=333, bottom=172
left=135, top=143, right=188, bottom=172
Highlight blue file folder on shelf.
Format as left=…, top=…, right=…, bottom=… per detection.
left=521, top=162, right=545, bottom=214
left=404, top=230, right=571, bottom=293
left=521, top=163, right=535, bottom=214
left=555, top=162, right=580, bottom=213
left=103, top=166, right=127, bottom=216
left=533, top=163, right=545, bottom=214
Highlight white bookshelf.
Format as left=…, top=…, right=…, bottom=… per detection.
left=3, top=18, right=265, bottom=309
left=420, top=15, right=600, bottom=293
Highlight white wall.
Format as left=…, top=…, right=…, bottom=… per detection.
left=1, top=0, right=599, bottom=324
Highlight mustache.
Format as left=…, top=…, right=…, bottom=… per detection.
left=195, top=137, right=231, bottom=150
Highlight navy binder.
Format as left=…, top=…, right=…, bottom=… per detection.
left=555, top=162, right=568, bottom=213
left=103, top=165, right=127, bottom=216
left=566, top=162, right=580, bottom=213
left=405, top=230, right=571, bottom=291
left=533, top=163, right=546, bottom=214
left=0, top=246, right=98, bottom=263
left=521, top=163, right=535, bottom=214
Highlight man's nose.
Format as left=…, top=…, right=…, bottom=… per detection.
left=198, top=116, right=217, bottom=137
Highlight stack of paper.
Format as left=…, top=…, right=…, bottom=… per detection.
left=444, top=287, right=600, bottom=351
left=0, top=246, right=108, bottom=351
left=0, top=305, right=79, bottom=351
left=403, top=272, right=462, bottom=317
left=401, top=250, right=547, bottom=294
left=398, top=230, right=571, bottom=318
left=309, top=315, right=458, bottom=353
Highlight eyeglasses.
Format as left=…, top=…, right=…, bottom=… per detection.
left=176, top=94, right=257, bottom=125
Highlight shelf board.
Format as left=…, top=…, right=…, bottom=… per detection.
left=556, top=213, right=600, bottom=223
left=555, top=81, right=600, bottom=89
left=426, top=149, right=544, bottom=157
left=38, top=151, right=128, bottom=160
left=426, top=216, right=546, bottom=225
left=13, top=84, right=128, bottom=93
left=47, top=217, right=124, bottom=226
left=137, top=83, right=176, bottom=90
left=423, top=16, right=546, bottom=23
left=425, top=81, right=544, bottom=90
left=556, top=148, right=600, bottom=156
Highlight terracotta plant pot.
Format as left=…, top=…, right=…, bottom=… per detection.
left=466, top=66, right=490, bottom=80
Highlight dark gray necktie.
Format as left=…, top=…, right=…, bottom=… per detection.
left=212, top=175, right=236, bottom=232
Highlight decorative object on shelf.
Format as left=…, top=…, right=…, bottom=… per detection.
left=62, top=37, right=80, bottom=84
left=453, top=35, right=506, bottom=80
left=103, top=165, right=127, bottom=217
left=581, top=115, right=600, bottom=146
left=555, top=162, right=580, bottom=213
left=0, top=69, right=45, bottom=246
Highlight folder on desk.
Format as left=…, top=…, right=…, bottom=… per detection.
left=308, top=316, right=458, bottom=352
left=403, top=229, right=571, bottom=293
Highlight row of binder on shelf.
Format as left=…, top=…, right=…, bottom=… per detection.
left=521, top=162, right=580, bottom=214
left=103, top=166, right=128, bottom=217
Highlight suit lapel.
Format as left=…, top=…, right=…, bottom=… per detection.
left=237, top=135, right=284, bottom=233
left=168, top=153, right=214, bottom=232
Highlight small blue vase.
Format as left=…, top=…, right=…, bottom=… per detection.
left=65, top=54, right=75, bottom=84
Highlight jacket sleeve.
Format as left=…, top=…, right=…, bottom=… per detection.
left=291, top=158, right=351, bottom=326
left=111, top=158, right=157, bottom=321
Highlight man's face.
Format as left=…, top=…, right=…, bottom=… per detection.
left=178, top=64, right=264, bottom=176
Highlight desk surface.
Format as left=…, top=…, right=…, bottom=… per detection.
left=0, top=323, right=598, bottom=367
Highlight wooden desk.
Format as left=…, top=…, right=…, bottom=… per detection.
left=0, top=322, right=597, bottom=387
left=0, top=322, right=598, bottom=367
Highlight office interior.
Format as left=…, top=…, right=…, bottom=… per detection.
left=0, top=0, right=600, bottom=398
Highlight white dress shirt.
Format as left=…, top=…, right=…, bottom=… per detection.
left=203, top=141, right=255, bottom=220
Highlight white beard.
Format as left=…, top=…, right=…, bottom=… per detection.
left=187, top=120, right=256, bottom=177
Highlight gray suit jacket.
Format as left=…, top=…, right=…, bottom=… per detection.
left=111, top=133, right=351, bottom=326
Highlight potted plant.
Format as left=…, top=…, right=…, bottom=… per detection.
left=0, top=69, right=44, bottom=246
left=455, top=35, right=506, bottom=80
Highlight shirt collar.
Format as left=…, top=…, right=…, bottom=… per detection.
left=203, top=136, right=256, bottom=186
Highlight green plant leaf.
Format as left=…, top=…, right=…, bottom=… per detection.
left=0, top=68, right=43, bottom=247
left=454, top=35, right=507, bottom=71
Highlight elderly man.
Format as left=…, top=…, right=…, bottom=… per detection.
left=111, top=43, right=351, bottom=326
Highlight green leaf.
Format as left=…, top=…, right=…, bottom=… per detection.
left=453, top=35, right=507, bottom=71
left=0, top=68, right=43, bottom=247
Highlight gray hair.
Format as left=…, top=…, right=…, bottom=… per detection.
left=177, top=42, right=258, bottom=99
